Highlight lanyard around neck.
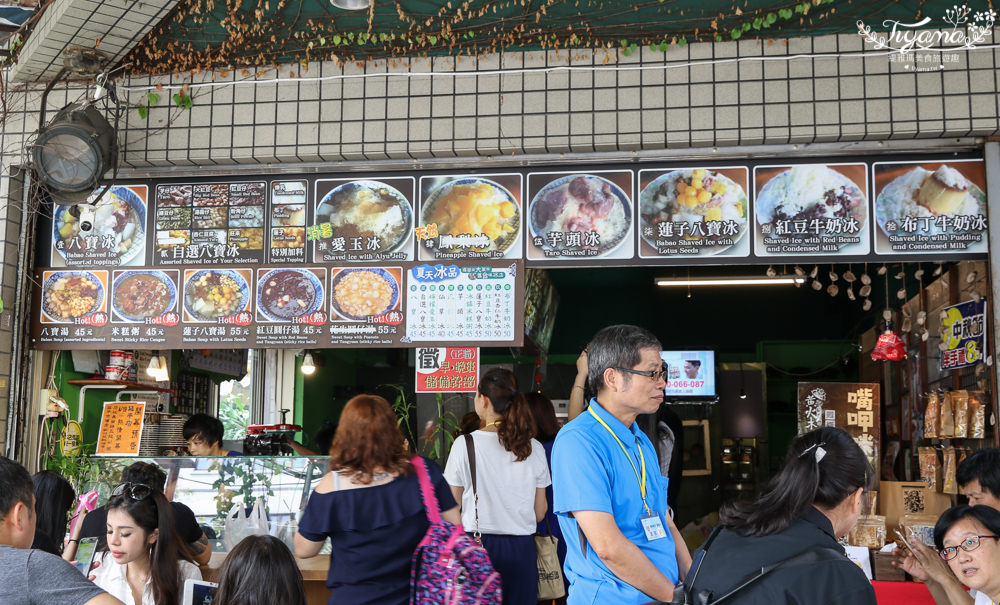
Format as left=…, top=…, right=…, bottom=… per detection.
left=588, top=406, right=649, bottom=513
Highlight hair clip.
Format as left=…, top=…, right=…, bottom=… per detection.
left=799, top=441, right=827, bottom=463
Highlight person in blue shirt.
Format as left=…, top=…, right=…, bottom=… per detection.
left=552, top=324, right=691, bottom=605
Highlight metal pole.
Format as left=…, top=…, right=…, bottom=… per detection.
left=984, top=141, right=1000, bottom=444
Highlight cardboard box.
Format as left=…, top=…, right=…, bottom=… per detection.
left=879, top=481, right=954, bottom=536
left=873, top=552, right=906, bottom=582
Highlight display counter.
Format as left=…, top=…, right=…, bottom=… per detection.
left=83, top=455, right=329, bottom=551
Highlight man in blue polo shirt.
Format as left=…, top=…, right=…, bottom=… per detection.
left=552, top=324, right=691, bottom=604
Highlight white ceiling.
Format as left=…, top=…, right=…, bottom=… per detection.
left=9, top=0, right=178, bottom=84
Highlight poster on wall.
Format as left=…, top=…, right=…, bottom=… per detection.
left=311, top=177, right=415, bottom=263
left=50, top=185, right=148, bottom=268
left=254, top=267, right=327, bottom=347
left=872, top=159, right=987, bottom=255
left=798, top=382, right=880, bottom=469
left=526, top=171, right=634, bottom=262
left=415, top=347, right=480, bottom=392
left=95, top=401, right=146, bottom=456
left=268, top=180, right=309, bottom=264
left=753, top=164, right=869, bottom=257
left=152, top=182, right=267, bottom=266
left=637, top=167, right=751, bottom=259
left=416, top=174, right=523, bottom=261
left=939, top=299, right=987, bottom=371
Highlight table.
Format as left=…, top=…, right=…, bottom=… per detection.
left=872, top=580, right=936, bottom=605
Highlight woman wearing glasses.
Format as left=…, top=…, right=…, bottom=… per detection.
left=682, top=427, right=876, bottom=604
left=928, top=505, right=1000, bottom=605
left=444, top=367, right=551, bottom=604
left=90, top=482, right=201, bottom=605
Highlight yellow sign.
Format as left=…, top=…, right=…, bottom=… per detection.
left=59, top=421, right=83, bottom=456
left=95, top=401, right=146, bottom=456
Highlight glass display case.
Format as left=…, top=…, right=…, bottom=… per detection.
left=83, top=455, right=329, bottom=551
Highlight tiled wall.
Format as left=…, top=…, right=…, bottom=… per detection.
left=1, top=29, right=998, bottom=452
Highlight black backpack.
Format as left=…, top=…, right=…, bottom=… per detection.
left=650, top=526, right=847, bottom=605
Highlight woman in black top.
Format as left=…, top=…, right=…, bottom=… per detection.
left=685, top=427, right=877, bottom=605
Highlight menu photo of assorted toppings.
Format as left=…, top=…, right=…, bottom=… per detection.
left=269, top=180, right=308, bottom=263
left=873, top=160, right=987, bottom=254
left=256, top=268, right=326, bottom=323
left=110, top=270, right=178, bottom=324
left=39, top=270, right=107, bottom=325
left=418, top=175, right=522, bottom=261
left=527, top=172, right=634, bottom=260
left=181, top=269, right=252, bottom=323
left=312, top=178, right=415, bottom=262
left=638, top=167, right=750, bottom=258
left=328, top=267, right=402, bottom=323
left=753, top=164, right=869, bottom=257
left=52, top=186, right=148, bottom=267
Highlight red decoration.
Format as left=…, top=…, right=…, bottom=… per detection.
left=871, top=330, right=906, bottom=361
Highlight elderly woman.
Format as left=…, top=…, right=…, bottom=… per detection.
left=295, top=394, right=460, bottom=605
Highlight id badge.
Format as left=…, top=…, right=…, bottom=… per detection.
left=640, top=510, right=667, bottom=541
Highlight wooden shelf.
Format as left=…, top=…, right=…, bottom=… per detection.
left=67, top=379, right=173, bottom=393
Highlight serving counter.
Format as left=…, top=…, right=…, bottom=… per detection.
left=200, top=552, right=331, bottom=605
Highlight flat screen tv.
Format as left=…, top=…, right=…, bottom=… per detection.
left=660, top=350, right=716, bottom=398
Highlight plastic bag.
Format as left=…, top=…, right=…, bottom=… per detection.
left=953, top=391, right=969, bottom=438
left=924, top=392, right=939, bottom=439
left=918, top=447, right=938, bottom=491
left=223, top=500, right=269, bottom=551
left=970, top=391, right=986, bottom=438
left=942, top=447, right=958, bottom=495
left=938, top=392, right=955, bottom=438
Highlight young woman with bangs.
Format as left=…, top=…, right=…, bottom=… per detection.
left=89, top=483, right=201, bottom=605
left=444, top=368, right=552, bottom=604
left=294, top=394, right=460, bottom=605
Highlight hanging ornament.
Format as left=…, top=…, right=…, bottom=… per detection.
left=877, top=264, right=888, bottom=275
left=861, top=273, right=872, bottom=285
left=827, top=284, right=839, bottom=296
left=895, top=271, right=906, bottom=280
left=917, top=310, right=927, bottom=325
left=921, top=330, right=929, bottom=342
left=987, top=355, right=994, bottom=367
left=859, top=284, right=872, bottom=297
left=914, top=268, right=925, bottom=280
left=829, top=265, right=838, bottom=282
left=794, top=265, right=805, bottom=276
left=897, top=288, right=906, bottom=300
left=902, top=317, right=912, bottom=332
left=809, top=265, right=819, bottom=279
left=933, top=262, right=943, bottom=276
left=766, top=265, right=777, bottom=277
left=882, top=309, right=893, bottom=322
left=847, top=286, right=856, bottom=301
left=844, top=267, right=856, bottom=283
left=863, top=299, right=873, bottom=311
left=971, top=290, right=982, bottom=303
left=967, top=271, right=978, bottom=284
left=872, top=330, right=907, bottom=361
left=940, top=309, right=949, bottom=321
left=811, top=279, right=823, bottom=291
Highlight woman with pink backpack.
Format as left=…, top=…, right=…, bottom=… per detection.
left=295, top=394, right=461, bottom=604
left=444, top=368, right=552, bottom=604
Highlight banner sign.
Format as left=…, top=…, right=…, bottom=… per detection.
left=95, top=401, right=146, bottom=456
left=798, top=382, right=880, bottom=470
left=415, top=347, right=480, bottom=392
left=939, top=299, right=987, bottom=371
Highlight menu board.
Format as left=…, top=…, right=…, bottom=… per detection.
left=312, top=177, right=415, bottom=262
left=417, top=173, right=523, bottom=261
left=405, top=263, right=517, bottom=342
left=152, top=182, right=267, bottom=265
left=269, top=180, right=309, bottom=263
left=754, top=163, right=870, bottom=257
left=526, top=170, right=634, bottom=261
left=50, top=185, right=148, bottom=268
left=95, top=401, right=146, bottom=456
left=872, top=159, right=987, bottom=255
left=31, top=260, right=524, bottom=350
left=637, top=167, right=750, bottom=259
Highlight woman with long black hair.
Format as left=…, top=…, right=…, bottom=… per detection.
left=89, top=483, right=201, bottom=605
left=684, top=427, right=876, bottom=604
left=31, top=470, right=78, bottom=557
left=444, top=368, right=551, bottom=604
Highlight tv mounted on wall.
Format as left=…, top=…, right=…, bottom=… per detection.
left=660, top=350, right=716, bottom=398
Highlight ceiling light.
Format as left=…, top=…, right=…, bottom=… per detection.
left=301, top=352, right=316, bottom=375
left=739, top=389, right=747, bottom=400
left=155, top=355, right=170, bottom=382
left=655, top=277, right=806, bottom=287
left=146, top=355, right=161, bottom=377
left=32, top=103, right=118, bottom=204
left=331, top=0, right=370, bottom=8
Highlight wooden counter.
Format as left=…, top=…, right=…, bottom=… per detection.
left=201, top=552, right=331, bottom=604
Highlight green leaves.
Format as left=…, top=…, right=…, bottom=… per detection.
left=136, top=91, right=161, bottom=119
left=173, top=91, right=193, bottom=110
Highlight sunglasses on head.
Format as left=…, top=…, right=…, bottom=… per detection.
left=111, top=482, right=155, bottom=501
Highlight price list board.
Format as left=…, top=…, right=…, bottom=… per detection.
left=30, top=260, right=523, bottom=350
left=95, top=401, right=146, bottom=456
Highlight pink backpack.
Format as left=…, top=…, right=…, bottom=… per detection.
left=409, top=456, right=502, bottom=605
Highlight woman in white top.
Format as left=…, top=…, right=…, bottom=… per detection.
left=444, top=367, right=551, bottom=604
left=90, top=482, right=201, bottom=605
